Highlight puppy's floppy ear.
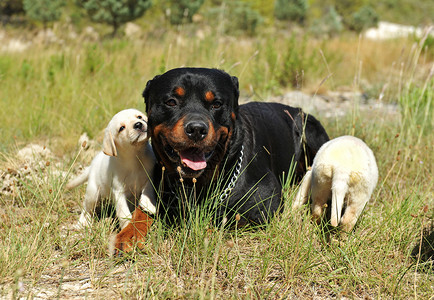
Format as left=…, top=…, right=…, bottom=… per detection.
left=143, top=75, right=161, bottom=114
left=103, top=129, right=117, bottom=157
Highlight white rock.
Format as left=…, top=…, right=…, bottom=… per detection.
left=365, top=21, right=427, bottom=40
left=125, top=22, right=141, bottom=37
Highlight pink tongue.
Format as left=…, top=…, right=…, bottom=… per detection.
left=180, top=150, right=207, bottom=171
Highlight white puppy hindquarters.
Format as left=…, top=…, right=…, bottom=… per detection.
left=292, top=135, right=378, bottom=232
left=67, top=109, right=156, bottom=230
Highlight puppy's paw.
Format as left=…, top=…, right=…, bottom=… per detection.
left=110, top=208, right=153, bottom=256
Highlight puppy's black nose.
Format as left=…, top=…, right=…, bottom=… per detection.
left=185, top=121, right=208, bottom=141
left=134, top=122, right=143, bottom=130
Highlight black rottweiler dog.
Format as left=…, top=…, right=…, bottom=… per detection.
left=112, top=68, right=329, bottom=252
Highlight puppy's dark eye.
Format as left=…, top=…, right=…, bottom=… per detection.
left=212, top=101, right=223, bottom=109
left=165, top=98, right=178, bottom=107
left=137, top=115, right=143, bottom=119
left=119, top=126, right=125, bottom=132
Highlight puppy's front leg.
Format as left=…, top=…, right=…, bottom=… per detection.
left=139, top=181, right=156, bottom=215
left=112, top=180, right=133, bottom=229
left=113, top=191, right=133, bottom=229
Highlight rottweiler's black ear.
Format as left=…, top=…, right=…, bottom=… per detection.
left=143, top=75, right=161, bottom=114
left=231, top=76, right=240, bottom=110
left=142, top=81, right=152, bottom=114
left=231, top=76, right=239, bottom=98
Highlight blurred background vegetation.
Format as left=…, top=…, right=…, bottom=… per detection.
left=0, top=0, right=432, bottom=152
left=1, top=0, right=432, bottom=35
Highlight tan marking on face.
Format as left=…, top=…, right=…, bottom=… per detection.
left=202, top=125, right=232, bottom=182
left=152, top=118, right=188, bottom=147
left=151, top=124, right=164, bottom=143
left=205, top=91, right=215, bottom=102
left=199, top=120, right=216, bottom=145
left=175, top=86, right=185, bottom=97
left=172, top=118, right=186, bottom=139
left=231, top=112, right=236, bottom=121
left=216, top=126, right=228, bottom=140
left=151, top=124, right=174, bottom=171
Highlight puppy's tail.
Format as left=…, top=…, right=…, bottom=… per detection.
left=330, top=169, right=350, bottom=227
left=65, top=167, right=90, bottom=190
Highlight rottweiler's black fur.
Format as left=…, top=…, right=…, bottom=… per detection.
left=143, top=67, right=329, bottom=225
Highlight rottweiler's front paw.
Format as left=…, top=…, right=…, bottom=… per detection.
left=109, top=208, right=153, bottom=256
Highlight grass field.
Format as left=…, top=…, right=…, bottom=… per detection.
left=0, top=27, right=433, bottom=298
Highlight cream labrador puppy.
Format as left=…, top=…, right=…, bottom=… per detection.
left=292, top=135, right=378, bottom=232
left=67, top=109, right=156, bottom=229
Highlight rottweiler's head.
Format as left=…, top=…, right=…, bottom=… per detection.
left=143, top=68, right=239, bottom=179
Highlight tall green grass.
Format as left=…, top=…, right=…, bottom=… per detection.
left=1, top=31, right=429, bottom=152
left=0, top=30, right=432, bottom=298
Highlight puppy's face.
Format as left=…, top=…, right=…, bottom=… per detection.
left=143, top=68, right=239, bottom=178
left=103, top=109, right=149, bottom=157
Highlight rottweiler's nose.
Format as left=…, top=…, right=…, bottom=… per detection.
left=134, top=122, right=143, bottom=130
left=185, top=121, right=208, bottom=141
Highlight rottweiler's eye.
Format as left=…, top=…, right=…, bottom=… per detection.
left=212, top=101, right=223, bottom=109
left=165, top=98, right=178, bottom=107
left=119, top=126, right=125, bottom=132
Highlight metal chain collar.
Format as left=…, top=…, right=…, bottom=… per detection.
left=219, top=145, right=244, bottom=202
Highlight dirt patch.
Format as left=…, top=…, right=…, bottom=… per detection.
left=0, top=144, right=67, bottom=198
